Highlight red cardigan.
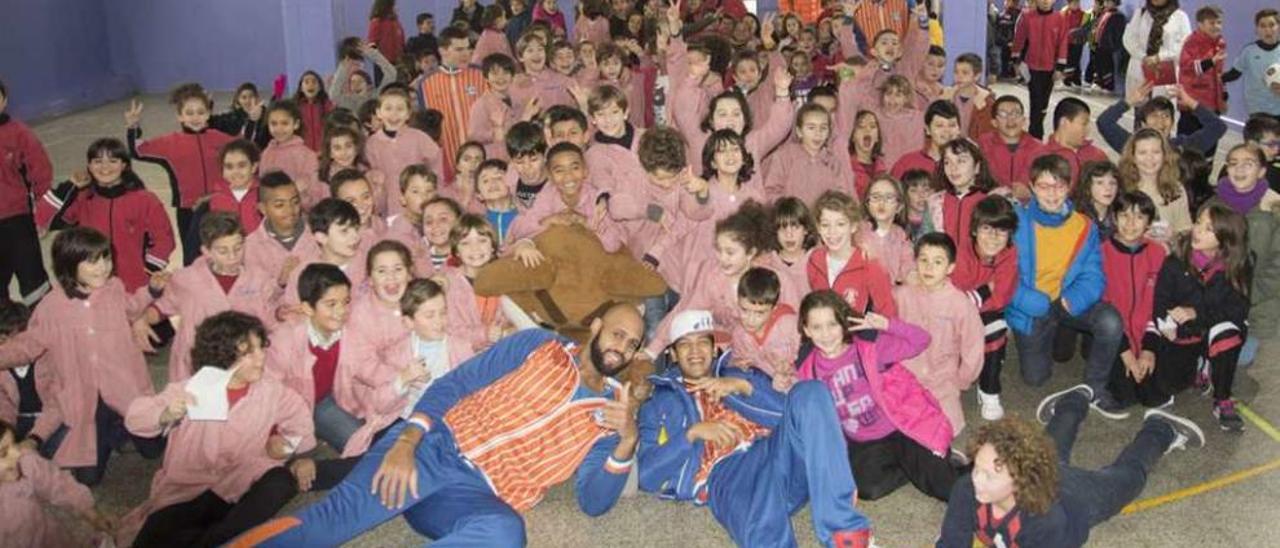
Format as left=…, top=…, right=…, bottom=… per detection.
left=1102, top=237, right=1166, bottom=354
left=367, top=17, right=406, bottom=63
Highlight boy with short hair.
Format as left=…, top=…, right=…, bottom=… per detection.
left=729, top=267, right=800, bottom=389
left=278, top=199, right=364, bottom=320
left=638, top=310, right=873, bottom=548
left=1096, top=83, right=1227, bottom=159
left=385, top=163, right=436, bottom=254
left=328, top=168, right=386, bottom=266
left=952, top=53, right=995, bottom=139
left=473, top=159, right=518, bottom=244
left=890, top=100, right=961, bottom=179
left=468, top=53, right=523, bottom=160
left=268, top=263, right=361, bottom=453
left=543, top=104, right=591, bottom=149
left=894, top=233, right=984, bottom=433
left=405, top=12, right=438, bottom=60
left=585, top=85, right=646, bottom=195
left=366, top=85, right=445, bottom=216
left=937, top=398, right=1204, bottom=547
left=138, top=211, right=280, bottom=382
left=1222, top=9, right=1280, bottom=119
left=1099, top=191, right=1168, bottom=409
left=1008, top=154, right=1127, bottom=418
left=1177, top=5, right=1228, bottom=156
left=244, top=171, right=315, bottom=290
left=0, top=79, right=54, bottom=304
left=1037, top=98, right=1107, bottom=185
left=504, top=121, right=551, bottom=209
left=913, top=45, right=949, bottom=109
left=978, top=95, right=1044, bottom=200
left=418, top=26, right=486, bottom=174
left=507, top=142, right=621, bottom=257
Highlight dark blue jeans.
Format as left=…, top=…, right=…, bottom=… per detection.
left=1014, top=302, right=1124, bottom=398
left=1047, top=391, right=1175, bottom=526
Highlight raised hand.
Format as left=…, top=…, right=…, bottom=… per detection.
left=1126, top=80, right=1154, bottom=107
left=69, top=169, right=92, bottom=189
left=848, top=311, right=889, bottom=332
left=599, top=381, right=638, bottom=443
left=125, top=99, right=144, bottom=128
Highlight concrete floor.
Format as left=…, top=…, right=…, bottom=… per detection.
left=11, top=84, right=1280, bottom=547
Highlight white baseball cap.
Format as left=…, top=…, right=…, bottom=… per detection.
left=668, top=310, right=717, bottom=345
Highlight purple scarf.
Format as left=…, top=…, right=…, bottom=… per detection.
left=1216, top=177, right=1268, bottom=214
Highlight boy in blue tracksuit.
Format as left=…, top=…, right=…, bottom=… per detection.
left=637, top=310, right=872, bottom=548
left=231, top=305, right=648, bottom=547
left=1008, top=155, right=1127, bottom=418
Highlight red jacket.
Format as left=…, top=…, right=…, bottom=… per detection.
left=1179, top=30, right=1227, bottom=113
left=128, top=127, right=235, bottom=209
left=952, top=245, right=1018, bottom=314
left=978, top=131, right=1045, bottom=189
left=1102, top=237, right=1166, bottom=354
left=0, top=114, right=53, bottom=220
left=1011, top=8, right=1071, bottom=72
left=35, top=179, right=175, bottom=292
left=297, top=98, right=333, bottom=152
left=208, top=183, right=263, bottom=233
left=367, top=17, right=406, bottom=63
left=806, top=247, right=899, bottom=318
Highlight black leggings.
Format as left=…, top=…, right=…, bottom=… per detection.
left=133, top=457, right=359, bottom=548
left=847, top=431, right=958, bottom=502
left=69, top=398, right=165, bottom=486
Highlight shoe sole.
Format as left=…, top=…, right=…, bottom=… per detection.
left=1145, top=408, right=1206, bottom=448
left=1090, top=402, right=1132, bottom=420
left=1036, top=384, right=1094, bottom=424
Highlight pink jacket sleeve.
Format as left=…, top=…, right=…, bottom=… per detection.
left=874, top=318, right=931, bottom=367
left=271, top=382, right=317, bottom=455
left=125, top=382, right=184, bottom=438
left=666, top=38, right=711, bottom=140
left=957, top=302, right=985, bottom=389
left=0, top=323, right=47, bottom=369
left=898, top=17, right=931, bottom=79
left=746, top=95, right=797, bottom=160
left=20, top=452, right=94, bottom=514
left=836, top=17, right=859, bottom=58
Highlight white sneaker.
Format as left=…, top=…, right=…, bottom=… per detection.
left=978, top=390, right=1005, bottom=421
left=1144, top=408, right=1206, bottom=454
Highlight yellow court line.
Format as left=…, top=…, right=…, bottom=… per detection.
left=1237, top=403, right=1280, bottom=444
left=1121, top=457, right=1280, bottom=514
left=1122, top=403, right=1280, bottom=515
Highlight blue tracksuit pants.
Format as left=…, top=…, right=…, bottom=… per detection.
left=238, top=423, right=525, bottom=547
left=705, top=383, right=871, bottom=547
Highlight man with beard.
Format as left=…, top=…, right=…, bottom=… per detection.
left=636, top=311, right=874, bottom=547
left=231, top=304, right=646, bottom=546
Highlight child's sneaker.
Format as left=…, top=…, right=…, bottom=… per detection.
left=1036, top=384, right=1094, bottom=424
left=1213, top=400, right=1245, bottom=433
left=1143, top=408, right=1205, bottom=454
left=978, top=390, right=1005, bottom=421
left=1090, top=390, right=1131, bottom=420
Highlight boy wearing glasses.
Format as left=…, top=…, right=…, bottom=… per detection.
left=978, top=95, right=1045, bottom=202
left=1007, top=155, right=1128, bottom=419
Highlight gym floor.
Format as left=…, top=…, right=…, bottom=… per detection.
left=16, top=84, right=1279, bottom=546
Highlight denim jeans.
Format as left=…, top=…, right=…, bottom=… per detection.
left=1046, top=390, right=1176, bottom=526
left=314, top=396, right=364, bottom=453
left=1014, top=302, right=1124, bottom=398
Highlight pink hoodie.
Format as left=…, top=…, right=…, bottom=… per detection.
left=509, top=68, right=577, bottom=112
left=894, top=282, right=984, bottom=434
left=0, top=280, right=154, bottom=468
left=119, top=377, right=314, bottom=546
left=0, top=452, right=95, bottom=548
left=583, top=129, right=646, bottom=195
left=153, top=257, right=281, bottom=382
left=366, top=127, right=445, bottom=216
left=260, top=136, right=322, bottom=209
left=606, top=176, right=713, bottom=285
left=796, top=318, right=953, bottom=455
left=762, top=141, right=857, bottom=205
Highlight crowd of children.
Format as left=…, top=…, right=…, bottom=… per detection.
left=1, top=0, right=1278, bottom=546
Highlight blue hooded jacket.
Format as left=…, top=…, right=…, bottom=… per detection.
left=636, top=352, right=787, bottom=502
left=1007, top=198, right=1106, bottom=333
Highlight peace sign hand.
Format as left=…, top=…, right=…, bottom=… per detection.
left=125, top=99, right=144, bottom=128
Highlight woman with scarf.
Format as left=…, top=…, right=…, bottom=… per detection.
left=1122, top=0, right=1191, bottom=95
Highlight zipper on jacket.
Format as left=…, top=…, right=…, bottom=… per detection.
left=196, top=133, right=209, bottom=198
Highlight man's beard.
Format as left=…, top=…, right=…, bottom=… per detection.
left=589, top=334, right=628, bottom=377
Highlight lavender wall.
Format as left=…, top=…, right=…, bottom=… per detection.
left=0, top=0, right=131, bottom=120
left=1120, top=0, right=1273, bottom=126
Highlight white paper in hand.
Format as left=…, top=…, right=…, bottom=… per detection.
left=186, top=366, right=232, bottom=421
